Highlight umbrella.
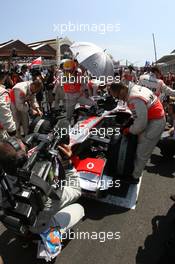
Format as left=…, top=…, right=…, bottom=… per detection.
left=70, top=42, right=114, bottom=78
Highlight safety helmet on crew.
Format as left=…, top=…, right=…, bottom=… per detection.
left=63, top=59, right=76, bottom=71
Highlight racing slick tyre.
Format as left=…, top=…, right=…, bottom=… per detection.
left=106, top=133, right=137, bottom=180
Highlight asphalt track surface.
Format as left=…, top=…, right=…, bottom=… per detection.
left=0, top=147, right=175, bottom=264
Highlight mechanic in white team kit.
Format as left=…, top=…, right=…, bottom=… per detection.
left=62, top=60, right=95, bottom=122
left=10, top=80, right=43, bottom=137
left=138, top=66, right=175, bottom=102
left=121, top=65, right=138, bottom=85
left=0, top=71, right=16, bottom=139
left=110, top=82, right=166, bottom=184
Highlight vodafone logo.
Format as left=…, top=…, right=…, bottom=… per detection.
left=87, top=162, right=94, bottom=170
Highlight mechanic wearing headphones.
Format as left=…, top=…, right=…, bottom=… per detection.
left=0, top=137, right=84, bottom=235
left=0, top=71, right=16, bottom=139
left=110, top=82, right=166, bottom=184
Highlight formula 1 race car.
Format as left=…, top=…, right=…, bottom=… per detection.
left=68, top=99, right=138, bottom=198
left=0, top=99, right=138, bottom=238
left=29, top=95, right=138, bottom=198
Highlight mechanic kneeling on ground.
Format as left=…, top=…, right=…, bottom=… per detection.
left=0, top=137, right=84, bottom=250
left=109, top=82, right=166, bottom=184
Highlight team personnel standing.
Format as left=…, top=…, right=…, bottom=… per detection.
left=19, top=65, right=32, bottom=82
left=110, top=82, right=166, bottom=184
left=62, top=60, right=95, bottom=122
left=53, top=68, right=65, bottom=111
left=0, top=71, right=16, bottom=139
left=10, top=80, right=42, bottom=137
left=138, top=66, right=175, bottom=102
left=121, top=65, right=138, bottom=85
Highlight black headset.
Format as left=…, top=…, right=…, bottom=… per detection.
left=4, top=137, right=27, bottom=168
